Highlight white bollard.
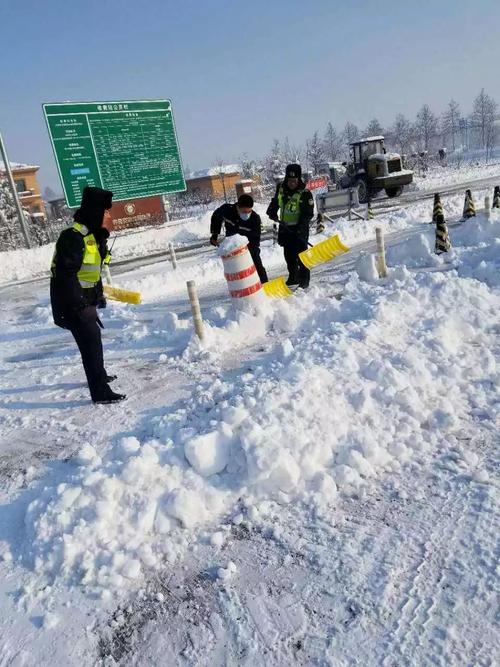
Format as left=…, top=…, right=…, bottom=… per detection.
left=102, top=264, right=112, bottom=285
left=168, top=242, right=178, bottom=270
left=218, top=235, right=264, bottom=310
left=272, top=223, right=278, bottom=245
left=186, top=280, right=204, bottom=341
left=375, top=227, right=388, bottom=278
left=485, top=195, right=491, bottom=219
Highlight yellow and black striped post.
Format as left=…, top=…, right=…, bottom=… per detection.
left=463, top=189, right=476, bottom=219
left=432, top=192, right=443, bottom=222
left=435, top=212, right=451, bottom=254
left=366, top=200, right=374, bottom=220
left=492, top=185, right=500, bottom=209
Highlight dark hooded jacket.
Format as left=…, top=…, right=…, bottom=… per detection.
left=266, top=165, right=314, bottom=244
left=210, top=203, right=262, bottom=243
left=50, top=187, right=113, bottom=329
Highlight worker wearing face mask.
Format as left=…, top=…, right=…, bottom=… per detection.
left=210, top=193, right=268, bottom=283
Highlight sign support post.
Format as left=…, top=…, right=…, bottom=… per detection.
left=0, top=132, right=32, bottom=248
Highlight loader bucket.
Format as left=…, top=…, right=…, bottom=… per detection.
left=262, top=275, right=293, bottom=298
left=103, top=285, right=142, bottom=305
left=299, top=234, right=349, bottom=269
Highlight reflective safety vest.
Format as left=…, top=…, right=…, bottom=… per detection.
left=51, top=223, right=103, bottom=288
left=277, top=186, right=303, bottom=226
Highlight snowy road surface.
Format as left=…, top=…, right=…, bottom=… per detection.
left=0, top=187, right=499, bottom=665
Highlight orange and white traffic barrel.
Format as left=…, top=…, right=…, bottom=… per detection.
left=218, top=235, right=264, bottom=309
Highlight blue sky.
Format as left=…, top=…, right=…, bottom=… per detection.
left=2, top=0, right=499, bottom=191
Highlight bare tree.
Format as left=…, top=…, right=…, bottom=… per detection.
left=282, top=136, right=304, bottom=165
left=213, top=157, right=229, bottom=202
left=342, top=122, right=359, bottom=158
left=323, top=122, right=342, bottom=161
left=364, top=118, right=384, bottom=137
left=441, top=100, right=461, bottom=151
left=306, top=131, right=326, bottom=174
left=470, top=88, right=498, bottom=157
left=389, top=114, right=414, bottom=155
left=415, top=104, right=439, bottom=152
left=43, top=186, right=58, bottom=201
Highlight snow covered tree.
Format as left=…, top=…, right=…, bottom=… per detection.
left=470, top=89, right=498, bottom=156
left=0, top=175, right=23, bottom=249
left=342, top=122, right=359, bottom=158
left=306, top=131, right=325, bottom=174
left=323, top=122, right=342, bottom=161
left=414, top=104, right=439, bottom=152
left=441, top=100, right=461, bottom=151
left=263, top=139, right=285, bottom=183
left=389, top=114, right=414, bottom=155
left=238, top=153, right=260, bottom=179
left=364, top=118, right=384, bottom=138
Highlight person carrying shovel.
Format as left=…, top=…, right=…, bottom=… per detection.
left=266, top=164, right=314, bottom=288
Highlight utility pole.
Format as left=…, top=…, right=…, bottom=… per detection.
left=220, top=170, right=227, bottom=202
left=0, top=131, right=31, bottom=248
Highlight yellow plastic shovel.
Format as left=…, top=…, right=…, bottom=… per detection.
left=299, top=234, right=349, bottom=269
left=103, top=285, right=142, bottom=305
left=262, top=276, right=293, bottom=298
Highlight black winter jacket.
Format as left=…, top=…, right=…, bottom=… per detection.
left=266, top=181, right=314, bottom=244
left=210, top=203, right=262, bottom=244
left=50, top=225, right=109, bottom=329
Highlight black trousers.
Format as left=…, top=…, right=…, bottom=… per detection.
left=69, top=306, right=108, bottom=400
left=248, top=242, right=268, bottom=283
left=283, top=236, right=310, bottom=286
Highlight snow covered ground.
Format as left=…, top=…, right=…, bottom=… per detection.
left=0, top=184, right=499, bottom=664
left=412, top=161, right=500, bottom=193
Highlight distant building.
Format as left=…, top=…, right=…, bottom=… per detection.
left=185, top=164, right=241, bottom=201
left=0, top=161, right=46, bottom=219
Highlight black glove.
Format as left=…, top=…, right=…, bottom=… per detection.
left=97, top=296, right=107, bottom=309
left=210, top=235, right=219, bottom=247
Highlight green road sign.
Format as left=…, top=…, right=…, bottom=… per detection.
left=43, top=99, right=186, bottom=208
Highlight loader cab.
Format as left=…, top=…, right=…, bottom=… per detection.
left=350, top=136, right=386, bottom=169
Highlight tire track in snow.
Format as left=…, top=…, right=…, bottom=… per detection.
left=381, top=474, right=466, bottom=666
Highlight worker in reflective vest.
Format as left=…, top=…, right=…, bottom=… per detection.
left=50, top=186, right=126, bottom=404
left=266, top=164, right=314, bottom=288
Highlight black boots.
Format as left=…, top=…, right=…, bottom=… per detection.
left=93, top=388, right=126, bottom=404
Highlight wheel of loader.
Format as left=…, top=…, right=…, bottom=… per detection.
left=385, top=186, right=403, bottom=198
left=356, top=178, right=368, bottom=203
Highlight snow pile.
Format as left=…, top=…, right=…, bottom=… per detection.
left=217, top=233, right=249, bottom=255
left=452, top=211, right=500, bottom=287
left=386, top=232, right=439, bottom=268
left=355, top=252, right=378, bottom=281
left=20, top=212, right=500, bottom=593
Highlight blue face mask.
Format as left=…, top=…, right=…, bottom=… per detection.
left=239, top=211, right=251, bottom=221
